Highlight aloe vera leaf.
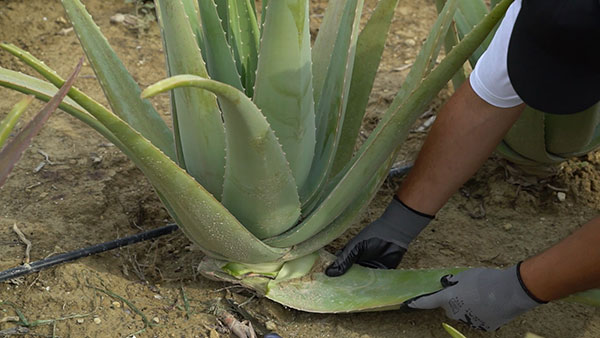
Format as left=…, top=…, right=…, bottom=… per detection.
left=260, top=0, right=269, bottom=32
left=311, top=0, right=346, bottom=108
left=304, top=0, right=458, bottom=214
left=299, top=0, right=363, bottom=207
left=0, top=60, right=81, bottom=187
left=266, top=0, right=513, bottom=248
left=284, top=157, right=390, bottom=260
left=0, top=67, right=138, bottom=162
left=267, top=261, right=465, bottom=313
left=143, top=75, right=301, bottom=239
left=565, top=289, right=600, bottom=307
left=495, top=141, right=542, bottom=167
left=213, top=0, right=229, bottom=33
left=545, top=102, right=600, bottom=156
left=0, top=96, right=33, bottom=149
left=156, top=0, right=226, bottom=199
left=180, top=0, right=205, bottom=56
left=442, top=323, right=467, bottom=338
left=330, top=0, right=400, bottom=177
left=197, top=0, right=244, bottom=91
left=253, top=0, right=315, bottom=190
left=45, top=83, right=287, bottom=263
left=61, top=0, right=175, bottom=159
left=504, top=107, right=564, bottom=164
left=153, top=6, right=187, bottom=169
left=384, top=0, right=459, bottom=123
left=434, top=0, right=467, bottom=90
left=225, top=0, right=260, bottom=96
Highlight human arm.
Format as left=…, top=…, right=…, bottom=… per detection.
left=326, top=80, right=525, bottom=276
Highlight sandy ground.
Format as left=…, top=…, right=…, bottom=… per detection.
left=0, top=0, right=599, bottom=337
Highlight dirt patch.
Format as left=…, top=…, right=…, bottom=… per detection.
left=0, top=0, right=598, bottom=337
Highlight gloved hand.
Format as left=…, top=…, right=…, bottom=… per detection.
left=325, top=196, right=433, bottom=277
left=405, top=263, right=546, bottom=331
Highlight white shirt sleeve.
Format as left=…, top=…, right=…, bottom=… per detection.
left=469, top=0, right=524, bottom=108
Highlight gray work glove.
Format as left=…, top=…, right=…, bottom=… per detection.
left=325, top=196, right=433, bottom=277
left=406, top=263, right=546, bottom=331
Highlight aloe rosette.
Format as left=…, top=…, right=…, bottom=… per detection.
left=2, top=0, right=599, bottom=312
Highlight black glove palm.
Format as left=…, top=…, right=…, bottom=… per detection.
left=325, top=197, right=433, bottom=277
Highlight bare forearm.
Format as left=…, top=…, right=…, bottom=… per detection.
left=521, top=216, right=600, bottom=302
left=397, top=80, right=524, bottom=215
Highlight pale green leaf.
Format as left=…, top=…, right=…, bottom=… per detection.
left=330, top=0, right=400, bottom=177
left=196, top=0, right=243, bottom=91
left=266, top=0, right=513, bottom=247
left=0, top=96, right=33, bottom=149
left=253, top=0, right=315, bottom=190
left=226, top=0, right=260, bottom=96
left=299, top=0, right=363, bottom=208
left=143, top=75, right=302, bottom=240
left=61, top=0, right=175, bottom=159
left=156, top=0, right=226, bottom=199
left=443, top=323, right=467, bottom=338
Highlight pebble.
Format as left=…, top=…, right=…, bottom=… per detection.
left=93, top=317, right=102, bottom=324
left=76, top=318, right=84, bottom=324
left=265, top=320, right=277, bottom=331
left=503, top=223, right=513, bottom=231
left=152, top=317, right=160, bottom=324
left=112, top=301, right=121, bottom=308
left=557, top=192, right=566, bottom=202
left=405, top=38, right=416, bottom=46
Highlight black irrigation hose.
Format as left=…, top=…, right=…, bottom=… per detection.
left=0, top=165, right=415, bottom=282
left=0, top=223, right=178, bottom=283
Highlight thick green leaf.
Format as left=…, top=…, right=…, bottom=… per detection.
left=197, top=0, right=244, bottom=91
left=299, top=0, right=363, bottom=208
left=323, top=0, right=458, bottom=202
left=180, top=0, right=205, bottom=57
left=504, top=107, right=564, bottom=164
left=330, top=0, right=400, bottom=177
left=143, top=75, right=301, bottom=240
left=311, top=0, right=346, bottom=108
left=226, top=0, right=260, bottom=96
left=253, top=0, right=315, bottom=190
left=266, top=0, right=514, bottom=247
left=156, top=0, right=226, bottom=199
left=0, top=96, right=33, bottom=149
left=0, top=67, right=128, bottom=153
left=435, top=0, right=467, bottom=90
left=61, top=0, right=175, bottom=159
left=385, top=0, right=459, bottom=122
left=545, top=102, right=600, bottom=157
left=267, top=255, right=465, bottom=313
left=1, top=60, right=81, bottom=187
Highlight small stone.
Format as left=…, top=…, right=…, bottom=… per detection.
left=93, top=317, right=102, bottom=324
left=110, top=13, right=126, bottom=24
left=76, top=318, right=84, bottom=324
left=557, top=192, right=566, bottom=202
left=112, top=301, right=121, bottom=308
left=405, top=38, right=416, bottom=46
left=154, top=294, right=163, bottom=300
left=152, top=317, right=160, bottom=324
left=265, top=320, right=277, bottom=331
left=503, top=223, right=513, bottom=231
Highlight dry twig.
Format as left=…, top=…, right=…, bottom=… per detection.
left=12, top=223, right=32, bottom=265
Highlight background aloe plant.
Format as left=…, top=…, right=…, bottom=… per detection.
left=437, top=0, right=600, bottom=172
left=1, top=0, right=598, bottom=313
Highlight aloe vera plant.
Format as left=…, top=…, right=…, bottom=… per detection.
left=438, top=0, right=600, bottom=171
left=2, top=0, right=598, bottom=312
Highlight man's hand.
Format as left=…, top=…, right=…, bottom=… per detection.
left=325, top=197, right=433, bottom=277
left=406, top=264, right=545, bottom=331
